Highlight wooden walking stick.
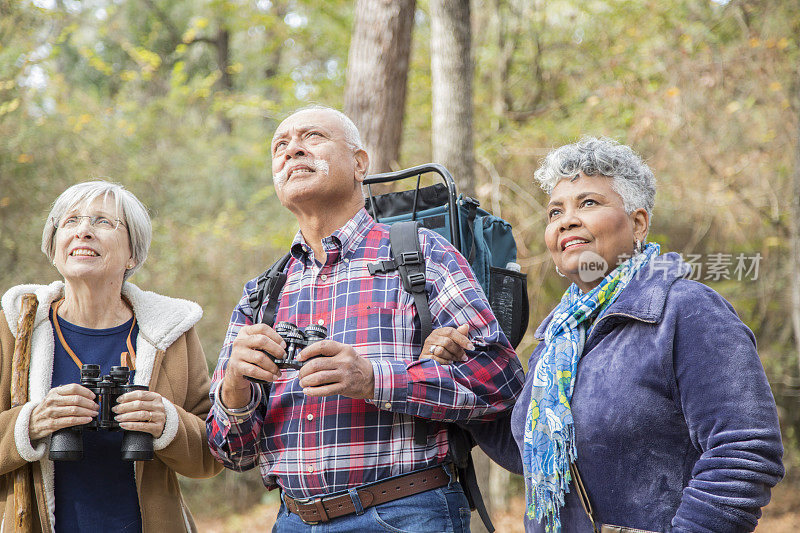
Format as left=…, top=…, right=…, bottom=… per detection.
left=11, top=294, right=38, bottom=533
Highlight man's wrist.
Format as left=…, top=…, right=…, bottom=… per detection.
left=215, top=380, right=262, bottom=419
left=220, top=378, right=258, bottom=411
left=359, top=355, right=376, bottom=399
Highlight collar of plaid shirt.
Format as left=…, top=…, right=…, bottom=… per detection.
left=288, top=206, right=372, bottom=266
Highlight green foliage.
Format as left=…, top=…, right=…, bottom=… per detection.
left=1, top=0, right=353, bottom=365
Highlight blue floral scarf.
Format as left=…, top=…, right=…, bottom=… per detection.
left=524, top=243, right=661, bottom=531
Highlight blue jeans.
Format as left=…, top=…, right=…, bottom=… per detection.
left=272, top=473, right=471, bottom=532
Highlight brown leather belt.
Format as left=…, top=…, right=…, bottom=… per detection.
left=283, top=465, right=451, bottom=525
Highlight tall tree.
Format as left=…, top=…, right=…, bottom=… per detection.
left=430, top=0, right=474, bottom=194
left=344, top=0, right=416, bottom=173
left=792, top=79, right=800, bottom=374
left=430, top=2, right=497, bottom=530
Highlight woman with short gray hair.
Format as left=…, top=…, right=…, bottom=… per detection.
left=1, top=180, right=221, bottom=531
left=40, top=181, right=152, bottom=281
left=424, top=137, right=783, bottom=532
left=533, top=136, right=655, bottom=216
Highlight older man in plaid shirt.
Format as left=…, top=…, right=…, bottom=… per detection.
left=206, top=106, right=524, bottom=532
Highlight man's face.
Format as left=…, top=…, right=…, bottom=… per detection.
left=270, top=109, right=365, bottom=210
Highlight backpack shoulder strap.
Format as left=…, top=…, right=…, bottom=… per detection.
left=367, top=221, right=432, bottom=448
left=248, top=252, right=292, bottom=326
left=368, top=223, right=495, bottom=532
left=389, top=221, right=433, bottom=343
left=367, top=221, right=433, bottom=343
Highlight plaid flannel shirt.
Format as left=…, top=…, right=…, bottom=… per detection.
left=207, top=208, right=523, bottom=498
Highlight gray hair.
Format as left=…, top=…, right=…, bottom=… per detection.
left=278, top=105, right=364, bottom=151
left=533, top=136, right=656, bottom=216
left=42, top=180, right=152, bottom=281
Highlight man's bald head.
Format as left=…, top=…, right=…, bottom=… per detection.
left=273, top=105, right=364, bottom=152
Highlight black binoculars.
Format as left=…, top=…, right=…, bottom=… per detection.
left=49, top=364, right=154, bottom=462
left=245, top=322, right=327, bottom=385
left=273, top=321, right=327, bottom=370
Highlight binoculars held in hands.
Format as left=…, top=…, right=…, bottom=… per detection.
left=245, top=322, right=327, bottom=385
left=49, top=364, right=154, bottom=462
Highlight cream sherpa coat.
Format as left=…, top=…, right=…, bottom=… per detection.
left=0, top=281, right=222, bottom=532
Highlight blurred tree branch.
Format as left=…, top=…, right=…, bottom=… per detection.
left=695, top=150, right=789, bottom=237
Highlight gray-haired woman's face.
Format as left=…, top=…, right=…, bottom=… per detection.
left=52, top=196, right=133, bottom=286
left=545, top=173, right=648, bottom=292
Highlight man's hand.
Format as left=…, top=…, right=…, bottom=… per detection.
left=221, top=323, right=287, bottom=409
left=420, top=324, right=474, bottom=365
left=296, top=341, right=374, bottom=399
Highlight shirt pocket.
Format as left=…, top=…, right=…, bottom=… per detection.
left=335, top=303, right=416, bottom=359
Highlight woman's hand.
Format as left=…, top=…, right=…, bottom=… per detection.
left=114, top=390, right=167, bottom=438
left=420, top=324, right=475, bottom=365
left=29, top=384, right=99, bottom=442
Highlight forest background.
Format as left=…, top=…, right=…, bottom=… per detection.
left=2, top=0, right=799, bottom=530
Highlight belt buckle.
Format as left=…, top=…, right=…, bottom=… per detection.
left=294, top=496, right=323, bottom=525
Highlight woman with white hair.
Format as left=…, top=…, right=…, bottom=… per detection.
left=0, top=180, right=221, bottom=532
left=423, top=137, right=784, bottom=532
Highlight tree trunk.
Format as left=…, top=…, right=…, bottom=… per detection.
left=216, top=25, right=232, bottom=134
left=791, top=81, right=800, bottom=374
left=264, top=1, right=288, bottom=96
left=430, top=0, right=475, bottom=195
left=344, top=0, right=416, bottom=174
left=431, top=2, right=494, bottom=530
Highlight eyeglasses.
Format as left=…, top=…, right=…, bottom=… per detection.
left=55, top=215, right=127, bottom=231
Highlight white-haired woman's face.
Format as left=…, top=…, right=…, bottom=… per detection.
left=544, top=173, right=648, bottom=292
left=53, top=196, right=133, bottom=286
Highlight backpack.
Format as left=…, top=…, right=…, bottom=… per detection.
left=363, top=163, right=528, bottom=348
left=248, top=164, right=528, bottom=532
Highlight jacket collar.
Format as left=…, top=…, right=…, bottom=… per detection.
left=2, top=280, right=202, bottom=350
left=534, top=252, right=690, bottom=339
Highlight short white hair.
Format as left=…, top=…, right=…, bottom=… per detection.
left=42, top=180, right=152, bottom=281
left=277, top=105, right=364, bottom=150
left=534, top=136, right=656, bottom=216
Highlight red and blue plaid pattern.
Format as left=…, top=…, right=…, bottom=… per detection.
left=207, top=208, right=524, bottom=498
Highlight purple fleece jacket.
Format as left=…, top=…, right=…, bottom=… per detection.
left=464, top=253, right=783, bottom=532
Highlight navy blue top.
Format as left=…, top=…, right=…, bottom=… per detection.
left=50, top=308, right=142, bottom=533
